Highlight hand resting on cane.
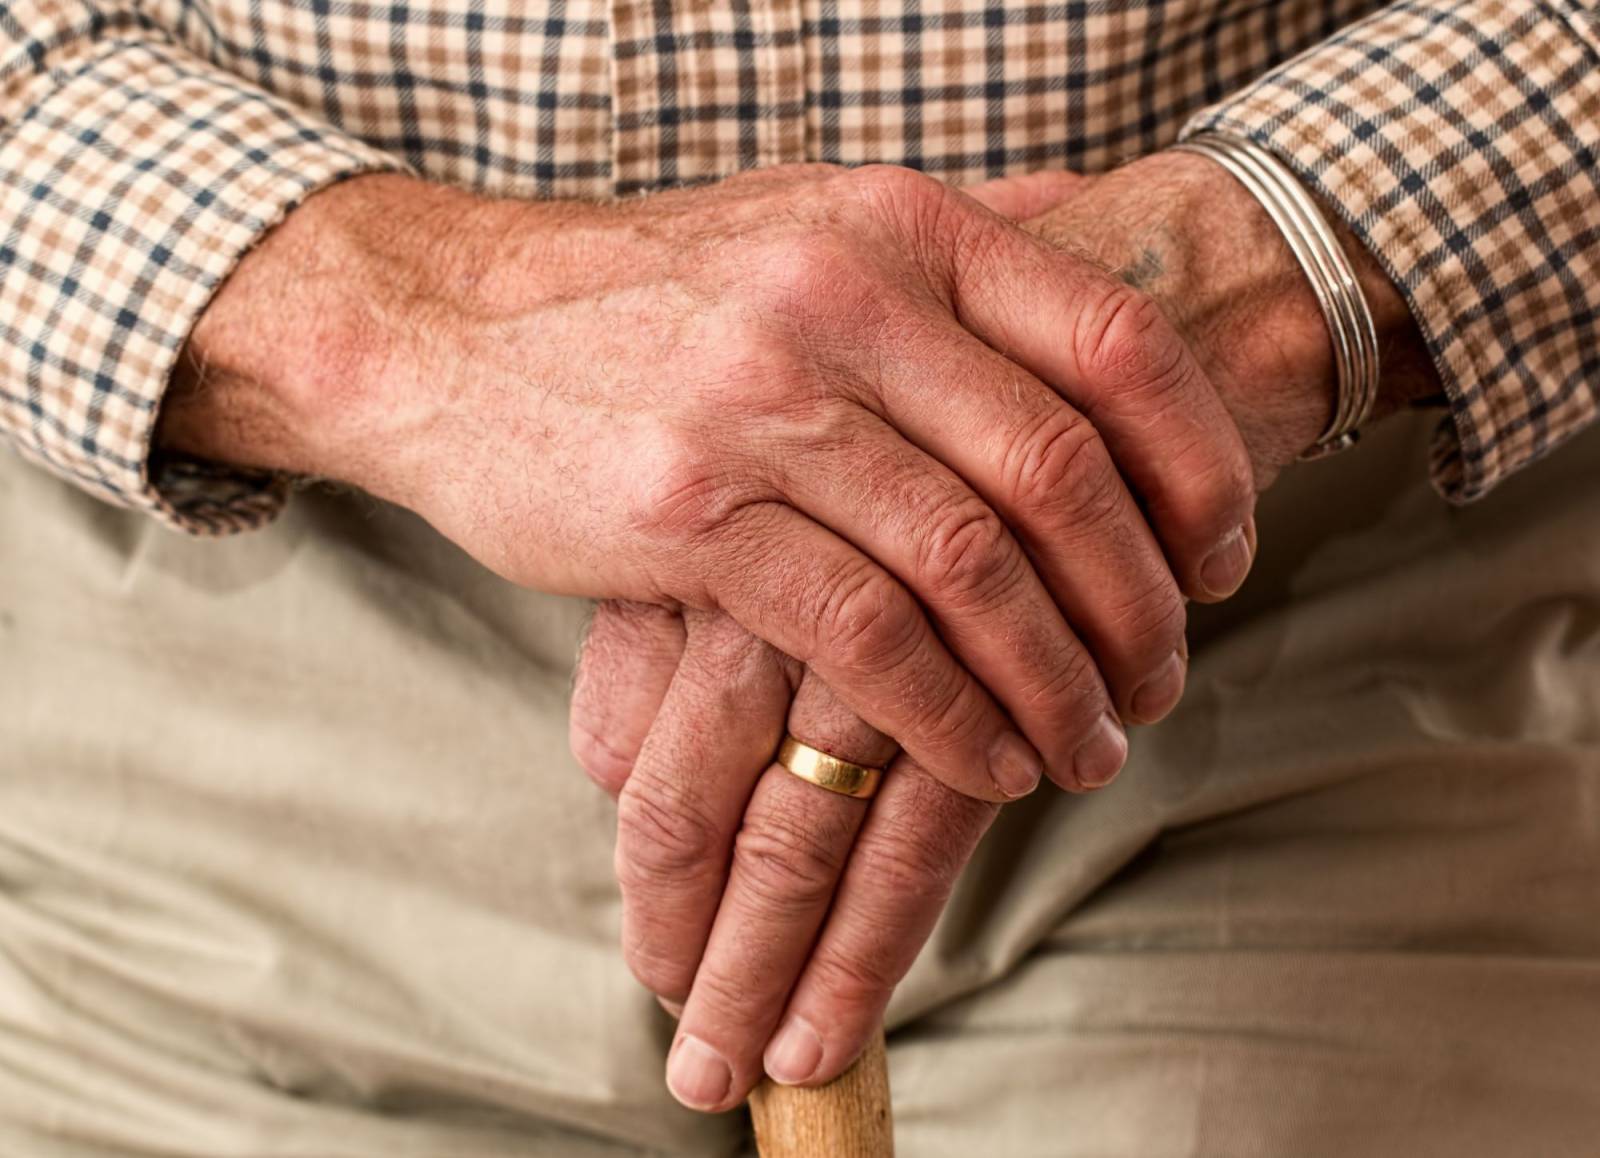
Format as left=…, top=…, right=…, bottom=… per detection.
left=571, top=151, right=1445, bottom=1112
left=160, top=155, right=1271, bottom=1110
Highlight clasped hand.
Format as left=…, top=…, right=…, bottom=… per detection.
left=167, top=154, right=1345, bottom=1116
left=562, top=165, right=1280, bottom=1111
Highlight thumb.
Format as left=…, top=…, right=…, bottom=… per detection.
left=960, top=169, right=1091, bottom=220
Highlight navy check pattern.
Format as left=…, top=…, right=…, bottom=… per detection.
left=1192, top=0, right=1600, bottom=502
left=1, top=0, right=1595, bottom=530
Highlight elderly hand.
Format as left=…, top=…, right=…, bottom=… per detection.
left=576, top=602, right=1001, bottom=1112
left=162, top=163, right=1256, bottom=805
left=571, top=152, right=1443, bottom=1111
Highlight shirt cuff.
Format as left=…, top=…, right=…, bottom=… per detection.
left=0, top=33, right=409, bottom=535
left=1181, top=0, right=1600, bottom=502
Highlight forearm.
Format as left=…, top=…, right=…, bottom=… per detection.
left=0, top=5, right=405, bottom=534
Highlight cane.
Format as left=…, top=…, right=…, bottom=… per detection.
left=749, top=1025, right=893, bottom=1157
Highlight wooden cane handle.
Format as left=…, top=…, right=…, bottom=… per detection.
left=749, top=1026, right=893, bottom=1158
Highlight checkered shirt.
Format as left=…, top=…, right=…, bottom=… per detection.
left=3, top=0, right=1596, bottom=532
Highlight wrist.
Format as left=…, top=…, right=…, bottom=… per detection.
left=1030, top=151, right=1440, bottom=485
left=156, top=173, right=533, bottom=506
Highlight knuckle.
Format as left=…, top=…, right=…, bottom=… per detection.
left=764, top=230, right=855, bottom=305
left=850, top=833, right=961, bottom=909
left=689, top=610, right=776, bottom=673
left=1219, top=450, right=1257, bottom=515
left=622, top=933, right=693, bottom=1001
left=1116, top=580, right=1188, bottom=655
left=615, top=780, right=727, bottom=886
left=631, top=434, right=743, bottom=542
left=757, top=235, right=891, bottom=348
left=777, top=392, right=869, bottom=455
left=1004, top=410, right=1100, bottom=512
left=730, top=813, right=848, bottom=915
left=583, top=597, right=653, bottom=647
left=1077, top=283, right=1190, bottom=396
left=1027, top=420, right=1124, bottom=530
left=945, top=209, right=1009, bottom=291
left=1173, top=436, right=1257, bottom=529
left=568, top=720, right=634, bottom=797
left=814, top=562, right=922, bottom=676
left=906, top=673, right=988, bottom=761
left=847, top=164, right=946, bottom=214
left=915, top=499, right=1021, bottom=607
left=1131, top=425, right=1257, bottom=559
left=845, top=166, right=963, bottom=280
left=685, top=961, right=758, bottom=1021
left=1020, top=645, right=1104, bottom=718
left=809, top=941, right=901, bottom=1003
left=1098, top=582, right=1188, bottom=676
left=1070, top=283, right=1256, bottom=540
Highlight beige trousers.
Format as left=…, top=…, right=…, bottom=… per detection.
left=4, top=411, right=1599, bottom=1157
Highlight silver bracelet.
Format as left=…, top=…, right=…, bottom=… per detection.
left=1171, top=132, right=1380, bottom=460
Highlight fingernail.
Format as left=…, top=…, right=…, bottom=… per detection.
left=1130, top=650, right=1185, bottom=723
left=666, top=1034, right=732, bottom=1110
left=1073, top=712, right=1128, bottom=789
left=1201, top=524, right=1252, bottom=599
left=657, top=995, right=684, bottom=1018
left=989, top=731, right=1044, bottom=798
left=765, top=1016, right=823, bottom=1086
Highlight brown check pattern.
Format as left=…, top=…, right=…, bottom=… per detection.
left=2, top=0, right=1596, bottom=531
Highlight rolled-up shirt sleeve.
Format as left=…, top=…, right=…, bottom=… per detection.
left=1183, top=0, right=1600, bottom=502
left=0, top=2, right=405, bottom=534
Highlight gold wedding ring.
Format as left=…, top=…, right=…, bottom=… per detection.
left=775, top=736, right=885, bottom=800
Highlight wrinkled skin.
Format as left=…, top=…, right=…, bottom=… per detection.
left=569, top=156, right=1440, bottom=1111
left=161, top=153, right=1435, bottom=1115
